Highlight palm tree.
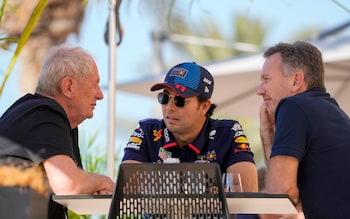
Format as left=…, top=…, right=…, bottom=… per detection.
left=0, top=0, right=85, bottom=94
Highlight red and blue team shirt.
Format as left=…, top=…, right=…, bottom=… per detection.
left=122, top=117, right=255, bottom=173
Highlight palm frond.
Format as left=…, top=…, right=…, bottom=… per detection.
left=0, top=0, right=48, bottom=97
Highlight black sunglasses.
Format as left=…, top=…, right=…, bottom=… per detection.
left=157, top=92, right=189, bottom=108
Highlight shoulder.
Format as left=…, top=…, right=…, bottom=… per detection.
left=139, top=118, right=163, bottom=126
left=15, top=93, right=65, bottom=114
left=279, top=95, right=304, bottom=107
left=277, top=93, right=310, bottom=118
left=279, top=88, right=327, bottom=107
left=210, top=118, right=243, bottom=130
left=275, top=97, right=310, bottom=130
left=136, top=118, right=165, bottom=131
left=139, top=118, right=163, bottom=124
left=0, top=94, right=67, bottom=124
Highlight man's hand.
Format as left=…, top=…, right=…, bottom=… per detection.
left=259, top=103, right=275, bottom=166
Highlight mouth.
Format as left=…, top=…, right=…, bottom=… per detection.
left=166, top=115, right=179, bottom=121
left=262, top=96, right=271, bottom=102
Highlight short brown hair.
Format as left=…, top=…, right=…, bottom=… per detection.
left=263, top=41, right=325, bottom=89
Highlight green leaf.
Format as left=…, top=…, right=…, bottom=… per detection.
left=0, top=0, right=48, bottom=97
left=0, top=0, right=7, bottom=24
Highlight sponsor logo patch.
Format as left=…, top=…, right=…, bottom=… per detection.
left=170, top=68, right=188, bottom=77
left=130, top=136, right=142, bottom=145
left=209, top=130, right=216, bottom=140
left=234, top=143, right=251, bottom=153
left=153, top=129, right=163, bottom=142
left=231, top=123, right=242, bottom=131
left=234, top=136, right=248, bottom=143
left=206, top=150, right=217, bottom=161
left=164, top=128, right=170, bottom=142
left=125, top=142, right=141, bottom=150
left=159, top=147, right=172, bottom=160
left=203, top=77, right=212, bottom=85
left=233, top=131, right=245, bottom=138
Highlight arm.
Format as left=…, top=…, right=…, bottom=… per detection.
left=122, top=121, right=154, bottom=163
left=43, top=155, right=115, bottom=195
left=268, top=155, right=301, bottom=211
left=227, top=161, right=258, bottom=192
left=122, top=160, right=141, bottom=164
left=259, top=103, right=275, bottom=166
left=260, top=102, right=304, bottom=213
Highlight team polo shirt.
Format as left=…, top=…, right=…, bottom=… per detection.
left=272, top=87, right=350, bottom=219
left=123, top=117, right=255, bottom=173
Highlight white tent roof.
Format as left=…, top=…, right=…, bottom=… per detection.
left=117, top=36, right=350, bottom=121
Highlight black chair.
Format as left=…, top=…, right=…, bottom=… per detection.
left=108, top=163, right=230, bottom=219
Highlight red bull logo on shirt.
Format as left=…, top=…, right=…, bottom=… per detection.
left=234, top=143, right=251, bottom=153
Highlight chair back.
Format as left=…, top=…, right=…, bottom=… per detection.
left=108, top=163, right=229, bottom=219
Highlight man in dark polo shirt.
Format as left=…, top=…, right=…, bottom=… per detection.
left=0, top=44, right=115, bottom=219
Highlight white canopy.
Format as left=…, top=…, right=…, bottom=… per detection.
left=117, top=36, right=350, bottom=121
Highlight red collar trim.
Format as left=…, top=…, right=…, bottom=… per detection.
left=188, top=143, right=200, bottom=154
left=163, top=142, right=200, bottom=154
left=163, top=142, right=177, bottom=149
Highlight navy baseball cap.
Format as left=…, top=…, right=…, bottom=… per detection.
left=150, top=62, right=214, bottom=99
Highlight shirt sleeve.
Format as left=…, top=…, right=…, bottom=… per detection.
left=223, top=120, right=255, bottom=168
left=122, top=122, right=151, bottom=162
left=271, top=100, right=308, bottom=161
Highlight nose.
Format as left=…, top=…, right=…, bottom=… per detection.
left=256, top=83, right=265, bottom=96
left=97, top=86, right=104, bottom=100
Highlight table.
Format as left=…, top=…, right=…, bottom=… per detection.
left=225, top=192, right=298, bottom=215
left=53, top=192, right=298, bottom=215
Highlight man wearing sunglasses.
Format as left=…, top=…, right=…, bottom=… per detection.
left=122, top=62, right=258, bottom=192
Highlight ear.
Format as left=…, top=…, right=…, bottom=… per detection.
left=291, top=71, right=304, bottom=92
left=60, top=76, right=74, bottom=98
left=200, top=99, right=211, bottom=116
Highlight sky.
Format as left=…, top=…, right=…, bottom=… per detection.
left=0, top=0, right=350, bottom=161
